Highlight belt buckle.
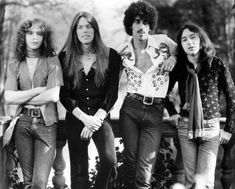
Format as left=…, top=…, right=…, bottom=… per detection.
left=143, top=96, right=154, bottom=105
left=30, top=109, right=41, bottom=118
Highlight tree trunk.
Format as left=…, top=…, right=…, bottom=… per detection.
left=0, top=0, right=6, bottom=116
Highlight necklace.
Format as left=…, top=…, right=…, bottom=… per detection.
left=84, top=51, right=94, bottom=60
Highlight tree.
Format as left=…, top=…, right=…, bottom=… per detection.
left=0, top=0, right=6, bottom=116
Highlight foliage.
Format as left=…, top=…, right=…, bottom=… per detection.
left=89, top=138, right=176, bottom=189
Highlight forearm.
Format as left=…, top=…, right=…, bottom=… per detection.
left=26, top=86, right=60, bottom=105
left=4, top=89, right=42, bottom=105
left=72, top=107, right=85, bottom=119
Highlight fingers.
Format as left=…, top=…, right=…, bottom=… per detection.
left=219, top=130, right=231, bottom=144
left=81, top=127, right=93, bottom=140
left=163, top=63, right=173, bottom=72
left=162, top=59, right=175, bottom=72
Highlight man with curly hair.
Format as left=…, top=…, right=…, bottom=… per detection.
left=4, top=18, right=63, bottom=188
left=119, top=1, right=178, bottom=188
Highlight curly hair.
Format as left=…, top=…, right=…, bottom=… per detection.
left=176, top=22, right=215, bottom=75
left=123, top=1, right=158, bottom=36
left=15, top=18, right=55, bottom=62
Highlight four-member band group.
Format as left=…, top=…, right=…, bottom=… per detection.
left=4, top=1, right=235, bottom=189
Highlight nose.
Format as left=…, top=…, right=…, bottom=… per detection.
left=187, top=37, right=194, bottom=44
left=138, top=21, right=144, bottom=28
left=32, top=33, right=38, bottom=39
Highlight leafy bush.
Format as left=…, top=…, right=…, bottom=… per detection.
left=89, top=138, right=176, bottom=189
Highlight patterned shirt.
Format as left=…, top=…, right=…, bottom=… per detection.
left=168, top=56, right=235, bottom=133
left=119, top=34, right=177, bottom=98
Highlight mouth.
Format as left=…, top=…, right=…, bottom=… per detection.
left=188, top=46, right=194, bottom=51
left=82, top=35, right=90, bottom=38
left=31, top=42, right=39, bottom=45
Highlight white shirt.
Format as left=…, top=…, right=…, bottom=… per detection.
left=119, top=34, right=177, bottom=98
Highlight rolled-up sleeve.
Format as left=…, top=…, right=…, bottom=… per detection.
left=5, top=61, right=18, bottom=91
left=46, top=56, right=64, bottom=89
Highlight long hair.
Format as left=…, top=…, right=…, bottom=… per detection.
left=15, top=18, right=55, bottom=62
left=123, top=0, right=158, bottom=36
left=59, top=11, right=109, bottom=90
left=176, top=22, right=215, bottom=75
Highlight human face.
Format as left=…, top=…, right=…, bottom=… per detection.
left=132, top=16, right=150, bottom=42
left=76, top=17, right=94, bottom=45
left=181, top=29, right=200, bottom=56
left=26, top=24, right=43, bottom=50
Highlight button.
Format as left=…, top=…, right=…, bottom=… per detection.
left=88, top=107, right=90, bottom=110
left=86, top=79, right=88, bottom=81
left=86, top=88, right=88, bottom=91
left=87, top=97, right=89, bottom=100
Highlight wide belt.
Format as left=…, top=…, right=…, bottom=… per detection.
left=127, top=93, right=164, bottom=105
left=22, top=108, right=42, bottom=118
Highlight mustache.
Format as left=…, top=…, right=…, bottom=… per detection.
left=137, top=29, right=144, bottom=33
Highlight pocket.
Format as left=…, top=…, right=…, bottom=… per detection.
left=123, top=95, right=137, bottom=104
left=153, top=102, right=164, bottom=113
left=204, top=119, right=220, bottom=129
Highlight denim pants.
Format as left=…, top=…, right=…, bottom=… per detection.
left=66, top=113, right=117, bottom=189
left=119, top=95, right=164, bottom=189
left=14, top=114, right=57, bottom=189
left=178, top=118, right=220, bottom=189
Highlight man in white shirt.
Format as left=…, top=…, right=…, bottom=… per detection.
left=119, top=1, right=177, bottom=189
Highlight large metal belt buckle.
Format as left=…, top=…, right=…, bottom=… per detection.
left=30, top=109, right=41, bottom=118
left=143, top=96, right=154, bottom=105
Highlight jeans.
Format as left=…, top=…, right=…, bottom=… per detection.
left=66, top=113, right=117, bottom=189
left=178, top=118, right=220, bottom=189
left=14, top=114, right=57, bottom=189
left=119, top=95, right=164, bottom=189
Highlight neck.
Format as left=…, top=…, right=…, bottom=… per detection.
left=187, top=53, right=200, bottom=68
left=82, top=44, right=93, bottom=55
left=133, top=38, right=147, bottom=50
left=27, top=48, right=40, bottom=58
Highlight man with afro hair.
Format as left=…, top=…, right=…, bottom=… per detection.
left=119, top=1, right=178, bottom=189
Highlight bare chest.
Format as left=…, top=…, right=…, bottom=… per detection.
left=134, top=50, right=152, bottom=73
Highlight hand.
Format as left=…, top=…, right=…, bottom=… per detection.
left=94, top=108, right=107, bottom=122
left=169, top=114, right=180, bottom=127
left=219, top=129, right=232, bottom=144
left=79, top=113, right=102, bottom=132
left=162, top=56, right=176, bottom=72
left=81, top=127, right=93, bottom=140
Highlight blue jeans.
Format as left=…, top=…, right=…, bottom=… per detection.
left=178, top=118, right=220, bottom=189
left=119, top=95, right=164, bottom=189
left=66, top=113, right=117, bottom=189
left=14, top=114, right=57, bottom=189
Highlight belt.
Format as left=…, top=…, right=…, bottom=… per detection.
left=22, top=108, right=42, bottom=118
left=127, top=93, right=164, bottom=105
left=180, top=117, right=219, bottom=124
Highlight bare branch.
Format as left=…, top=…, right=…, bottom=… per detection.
left=1, top=0, right=64, bottom=7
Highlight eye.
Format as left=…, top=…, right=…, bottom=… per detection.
left=86, top=24, right=92, bottom=29
left=77, top=25, right=83, bottom=30
left=190, top=34, right=195, bottom=39
left=37, top=32, right=43, bottom=36
left=143, top=20, right=148, bottom=25
left=27, top=31, right=33, bottom=35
